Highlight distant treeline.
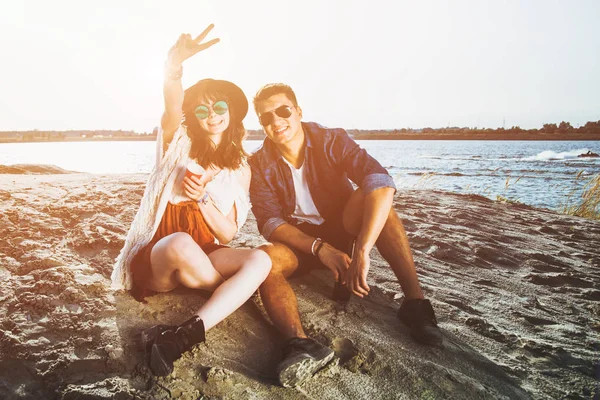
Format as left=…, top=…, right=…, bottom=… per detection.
left=347, top=120, right=600, bottom=140
left=0, top=130, right=145, bottom=142
left=1, top=120, right=599, bottom=142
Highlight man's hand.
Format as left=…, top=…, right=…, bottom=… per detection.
left=347, top=250, right=371, bottom=298
left=167, top=24, right=220, bottom=67
left=317, top=243, right=351, bottom=284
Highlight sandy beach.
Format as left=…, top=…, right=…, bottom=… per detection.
left=0, top=166, right=598, bottom=399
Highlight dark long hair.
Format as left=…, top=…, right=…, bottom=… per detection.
left=182, top=84, right=247, bottom=170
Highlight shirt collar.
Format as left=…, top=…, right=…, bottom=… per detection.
left=302, top=122, right=314, bottom=150
left=262, top=121, right=314, bottom=164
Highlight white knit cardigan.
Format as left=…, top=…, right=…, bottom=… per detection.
left=111, top=125, right=249, bottom=290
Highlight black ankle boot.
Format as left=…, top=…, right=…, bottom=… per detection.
left=397, top=299, right=443, bottom=346
left=141, top=324, right=171, bottom=354
left=148, top=316, right=206, bottom=376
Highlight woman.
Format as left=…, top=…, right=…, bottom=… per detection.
left=111, top=24, right=272, bottom=377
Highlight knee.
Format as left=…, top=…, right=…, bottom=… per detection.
left=258, top=242, right=298, bottom=276
left=245, top=248, right=272, bottom=278
left=161, top=232, right=204, bottom=262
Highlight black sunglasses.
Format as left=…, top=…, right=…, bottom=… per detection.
left=258, top=105, right=293, bottom=126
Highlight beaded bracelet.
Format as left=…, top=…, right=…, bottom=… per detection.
left=199, top=192, right=210, bottom=205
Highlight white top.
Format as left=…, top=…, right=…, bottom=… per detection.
left=282, top=158, right=324, bottom=225
left=163, top=137, right=250, bottom=231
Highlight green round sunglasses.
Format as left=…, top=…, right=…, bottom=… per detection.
left=194, top=100, right=229, bottom=120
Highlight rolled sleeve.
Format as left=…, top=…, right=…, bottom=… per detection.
left=329, top=129, right=396, bottom=192
left=262, top=217, right=287, bottom=240
left=249, top=156, right=288, bottom=240
left=362, top=173, right=397, bottom=194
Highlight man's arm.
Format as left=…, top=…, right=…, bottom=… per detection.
left=249, top=159, right=288, bottom=240
left=347, top=187, right=395, bottom=297
left=329, top=130, right=397, bottom=296
left=249, top=159, right=351, bottom=282
left=269, top=223, right=351, bottom=283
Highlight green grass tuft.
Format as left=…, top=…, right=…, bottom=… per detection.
left=560, top=173, right=600, bottom=220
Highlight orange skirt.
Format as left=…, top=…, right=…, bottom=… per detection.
left=130, top=200, right=227, bottom=302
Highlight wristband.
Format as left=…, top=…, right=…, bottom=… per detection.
left=311, top=238, right=322, bottom=256
left=315, top=240, right=325, bottom=257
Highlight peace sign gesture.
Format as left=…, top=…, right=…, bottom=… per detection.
left=167, top=24, right=220, bottom=67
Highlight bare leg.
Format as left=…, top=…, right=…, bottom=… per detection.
left=257, top=243, right=305, bottom=340
left=143, top=238, right=272, bottom=377
left=258, top=245, right=338, bottom=387
left=195, top=247, right=272, bottom=330
left=343, top=189, right=424, bottom=300
left=149, top=232, right=224, bottom=292
left=149, top=233, right=272, bottom=330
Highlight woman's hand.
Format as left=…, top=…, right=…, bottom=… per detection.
left=183, top=168, right=221, bottom=201
left=166, top=24, right=220, bottom=68
left=183, top=175, right=207, bottom=201
left=161, top=25, right=219, bottom=149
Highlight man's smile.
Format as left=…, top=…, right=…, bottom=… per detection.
left=274, top=126, right=289, bottom=135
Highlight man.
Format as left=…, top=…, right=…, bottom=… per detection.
left=249, top=83, right=442, bottom=387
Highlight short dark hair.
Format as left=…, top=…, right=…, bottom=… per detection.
left=253, top=83, right=298, bottom=114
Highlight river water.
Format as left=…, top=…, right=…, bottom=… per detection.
left=1, top=140, right=598, bottom=211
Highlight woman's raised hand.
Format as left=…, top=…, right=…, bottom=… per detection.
left=167, top=24, right=220, bottom=67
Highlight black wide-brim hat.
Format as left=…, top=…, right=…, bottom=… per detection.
left=183, top=78, right=249, bottom=123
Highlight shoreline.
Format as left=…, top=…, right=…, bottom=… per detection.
left=0, top=164, right=596, bottom=214
left=1, top=134, right=600, bottom=144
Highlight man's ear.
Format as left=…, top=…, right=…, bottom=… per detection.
left=297, top=106, right=303, bottom=119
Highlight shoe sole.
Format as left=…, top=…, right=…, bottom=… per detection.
left=277, top=349, right=335, bottom=387
left=150, top=343, right=174, bottom=376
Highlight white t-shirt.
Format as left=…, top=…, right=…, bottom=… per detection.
left=282, top=158, right=325, bottom=225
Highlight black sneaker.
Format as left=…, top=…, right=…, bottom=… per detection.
left=277, top=337, right=335, bottom=387
left=148, top=316, right=206, bottom=376
left=397, top=299, right=443, bottom=346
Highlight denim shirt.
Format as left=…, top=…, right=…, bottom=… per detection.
left=249, top=122, right=396, bottom=240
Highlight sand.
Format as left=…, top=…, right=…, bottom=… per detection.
left=0, top=166, right=598, bottom=399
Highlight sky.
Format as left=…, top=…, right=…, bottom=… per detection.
left=0, top=0, right=598, bottom=132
